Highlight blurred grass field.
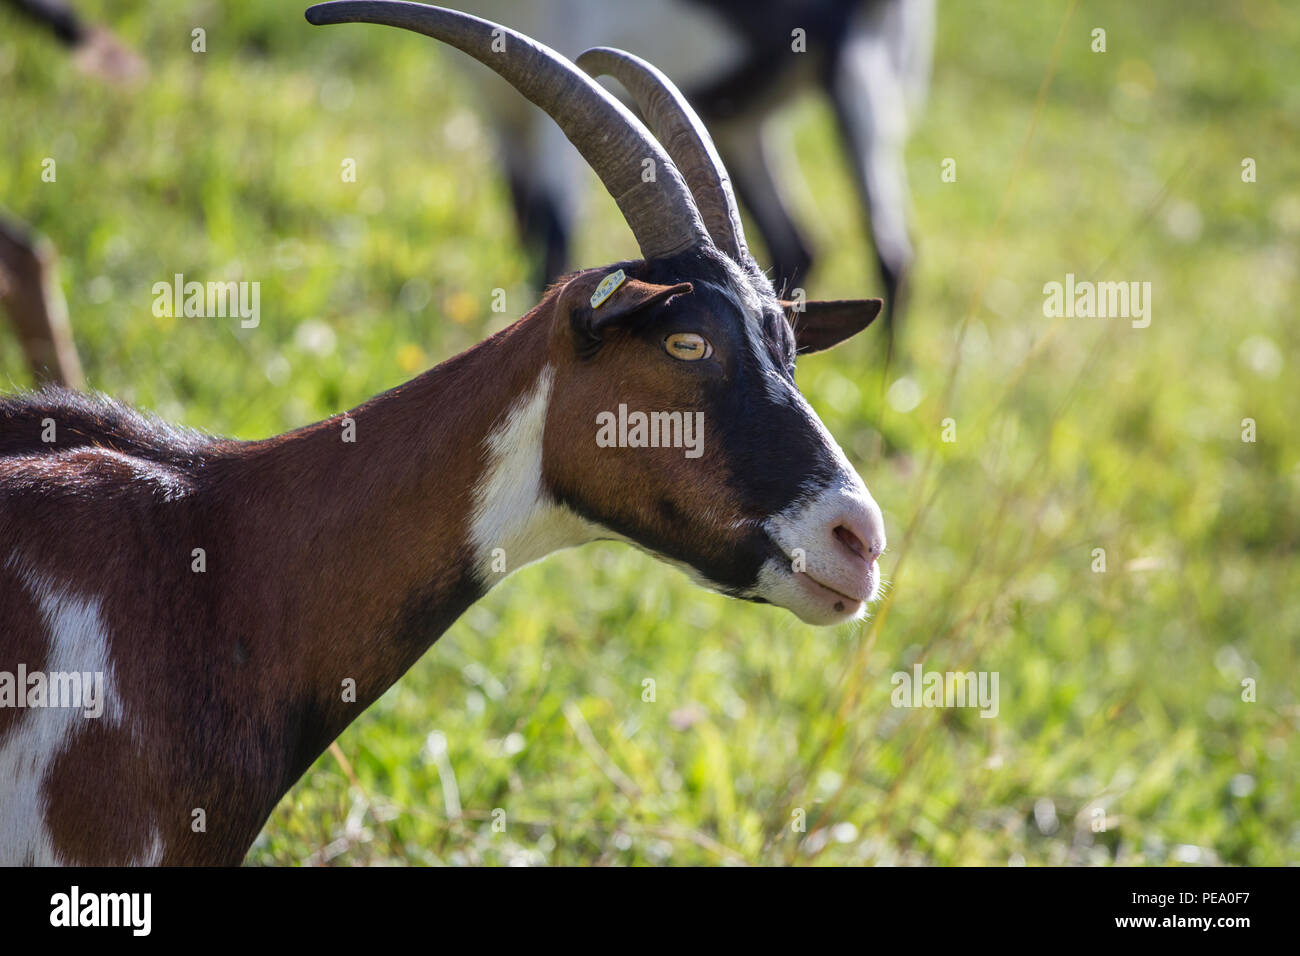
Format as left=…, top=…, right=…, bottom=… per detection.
left=3, top=0, right=1297, bottom=865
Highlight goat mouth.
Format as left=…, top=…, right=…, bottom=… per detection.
left=796, top=570, right=868, bottom=608
left=765, top=536, right=870, bottom=607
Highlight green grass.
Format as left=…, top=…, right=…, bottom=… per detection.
left=3, top=0, right=1296, bottom=865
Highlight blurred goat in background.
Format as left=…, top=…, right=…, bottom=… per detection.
left=1, top=0, right=931, bottom=379
left=463, top=0, right=933, bottom=344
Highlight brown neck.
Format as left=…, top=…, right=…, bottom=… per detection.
left=207, top=303, right=578, bottom=802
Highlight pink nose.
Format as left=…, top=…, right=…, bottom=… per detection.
left=831, top=503, right=885, bottom=566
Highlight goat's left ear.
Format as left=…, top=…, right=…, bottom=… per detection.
left=569, top=274, right=692, bottom=355
left=781, top=298, right=883, bottom=354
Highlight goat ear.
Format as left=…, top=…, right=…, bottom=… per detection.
left=569, top=274, right=692, bottom=355
left=781, top=298, right=883, bottom=354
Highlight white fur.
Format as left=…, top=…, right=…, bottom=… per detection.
left=0, top=560, right=161, bottom=866
left=761, top=469, right=885, bottom=618
left=468, top=367, right=600, bottom=583
left=759, top=395, right=886, bottom=625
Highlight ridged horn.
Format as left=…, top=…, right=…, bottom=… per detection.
left=577, top=46, right=748, bottom=264
left=305, top=1, right=711, bottom=261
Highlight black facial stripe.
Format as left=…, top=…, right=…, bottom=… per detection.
left=634, top=254, right=844, bottom=513
left=587, top=247, right=844, bottom=592
left=687, top=281, right=842, bottom=511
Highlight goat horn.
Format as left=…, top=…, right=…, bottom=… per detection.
left=577, top=46, right=748, bottom=264
left=305, top=1, right=711, bottom=261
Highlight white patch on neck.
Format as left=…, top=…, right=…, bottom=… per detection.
left=0, top=561, right=161, bottom=866
left=468, top=366, right=600, bottom=584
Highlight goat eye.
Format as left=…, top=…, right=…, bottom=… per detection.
left=664, top=332, right=713, bottom=361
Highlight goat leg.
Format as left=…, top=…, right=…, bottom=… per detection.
left=0, top=215, right=84, bottom=388
left=829, top=3, right=919, bottom=353
left=713, top=120, right=815, bottom=295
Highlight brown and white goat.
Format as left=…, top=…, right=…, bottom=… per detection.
left=0, top=1, right=886, bottom=866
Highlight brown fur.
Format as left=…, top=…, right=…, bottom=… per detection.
left=0, top=284, right=563, bottom=864
left=543, top=270, right=755, bottom=570
left=1, top=249, right=879, bottom=864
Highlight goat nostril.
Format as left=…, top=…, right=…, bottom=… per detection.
left=834, top=524, right=867, bottom=561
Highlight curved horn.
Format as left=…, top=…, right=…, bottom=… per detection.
left=305, top=1, right=710, bottom=261
left=577, top=46, right=748, bottom=264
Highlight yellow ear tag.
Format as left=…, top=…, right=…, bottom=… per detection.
left=589, top=269, right=627, bottom=309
